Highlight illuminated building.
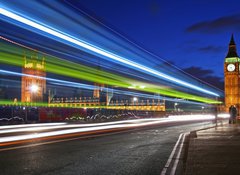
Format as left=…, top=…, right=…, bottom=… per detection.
left=224, top=34, right=240, bottom=111
left=21, top=53, right=46, bottom=102
left=93, top=83, right=105, bottom=98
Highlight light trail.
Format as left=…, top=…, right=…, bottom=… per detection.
left=65, top=0, right=223, bottom=94
left=0, top=115, right=215, bottom=143
left=0, top=35, right=221, bottom=104
left=168, top=114, right=214, bottom=120
left=0, top=118, right=163, bottom=134
left=0, top=7, right=219, bottom=97
left=0, top=69, right=220, bottom=104
left=217, top=113, right=230, bottom=119
left=0, top=35, right=223, bottom=98
left=0, top=123, right=66, bottom=130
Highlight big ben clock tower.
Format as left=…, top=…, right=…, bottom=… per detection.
left=224, top=34, right=240, bottom=112
left=21, top=53, right=46, bottom=103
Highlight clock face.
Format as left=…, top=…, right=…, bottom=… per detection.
left=227, top=64, right=235, bottom=72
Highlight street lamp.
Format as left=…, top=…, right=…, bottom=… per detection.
left=30, top=84, right=39, bottom=104
left=201, top=106, right=205, bottom=113
left=174, top=102, right=178, bottom=112
left=133, top=97, right=138, bottom=102
left=133, top=97, right=138, bottom=106
left=27, top=84, right=39, bottom=122
left=30, top=84, right=39, bottom=93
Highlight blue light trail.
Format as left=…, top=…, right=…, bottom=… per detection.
left=0, top=7, right=220, bottom=97
left=0, top=69, right=211, bottom=106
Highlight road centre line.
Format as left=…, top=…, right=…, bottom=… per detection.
left=161, top=132, right=189, bottom=175
left=170, top=133, right=187, bottom=175
left=160, top=133, right=183, bottom=175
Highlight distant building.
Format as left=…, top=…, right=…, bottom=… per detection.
left=21, top=53, right=46, bottom=102
left=93, top=83, right=103, bottom=99
left=224, top=34, right=240, bottom=112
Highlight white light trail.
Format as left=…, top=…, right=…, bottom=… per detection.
left=0, top=115, right=215, bottom=143
left=168, top=114, right=215, bottom=120
left=0, top=69, right=212, bottom=105
left=0, top=120, right=167, bottom=143
left=0, top=69, right=94, bottom=90
left=0, top=123, right=66, bottom=130
left=217, top=113, right=230, bottom=119
left=0, top=118, right=162, bottom=134
left=0, top=7, right=219, bottom=97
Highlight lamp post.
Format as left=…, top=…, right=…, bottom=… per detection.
left=30, top=84, right=38, bottom=100
left=174, top=102, right=178, bottom=112
left=201, top=106, right=205, bottom=113
left=23, top=106, right=27, bottom=123
left=28, top=84, right=39, bottom=122
left=133, top=97, right=138, bottom=105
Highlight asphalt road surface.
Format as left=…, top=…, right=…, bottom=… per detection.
left=0, top=121, right=215, bottom=175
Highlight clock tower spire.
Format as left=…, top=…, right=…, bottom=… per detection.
left=226, top=34, right=238, bottom=58
left=224, top=34, right=240, bottom=112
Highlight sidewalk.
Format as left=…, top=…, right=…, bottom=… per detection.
left=185, top=123, right=240, bottom=175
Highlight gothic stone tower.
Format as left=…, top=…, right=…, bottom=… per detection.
left=93, top=83, right=110, bottom=105
left=21, top=53, right=46, bottom=103
left=93, top=83, right=104, bottom=98
left=224, top=34, right=240, bottom=112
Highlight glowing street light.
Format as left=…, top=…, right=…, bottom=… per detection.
left=30, top=84, right=38, bottom=103
left=133, top=97, right=138, bottom=102
left=201, top=106, right=205, bottom=113
left=174, top=102, right=178, bottom=111
left=30, top=84, right=39, bottom=93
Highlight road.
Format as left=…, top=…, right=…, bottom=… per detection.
left=0, top=118, right=216, bottom=175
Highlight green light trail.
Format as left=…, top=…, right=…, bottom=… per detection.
left=0, top=41, right=221, bottom=104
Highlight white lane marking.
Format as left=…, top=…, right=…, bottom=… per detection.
left=161, top=133, right=183, bottom=175
left=170, top=133, right=187, bottom=175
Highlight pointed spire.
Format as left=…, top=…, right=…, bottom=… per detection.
left=229, top=34, right=236, bottom=45
left=226, top=34, right=239, bottom=58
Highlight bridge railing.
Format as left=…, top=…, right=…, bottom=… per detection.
left=50, top=97, right=165, bottom=106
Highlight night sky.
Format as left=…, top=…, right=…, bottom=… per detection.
left=1, top=0, right=239, bottom=92
left=68, top=0, right=240, bottom=89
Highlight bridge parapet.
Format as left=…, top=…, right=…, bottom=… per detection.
left=49, top=98, right=165, bottom=111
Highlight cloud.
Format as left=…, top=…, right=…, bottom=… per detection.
left=197, top=45, right=224, bottom=53
left=183, top=66, right=213, bottom=77
left=186, top=14, right=240, bottom=33
left=183, top=66, right=224, bottom=90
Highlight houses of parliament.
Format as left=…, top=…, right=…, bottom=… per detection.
left=20, top=35, right=240, bottom=112
left=20, top=53, right=165, bottom=112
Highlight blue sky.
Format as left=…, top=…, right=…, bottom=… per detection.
left=1, top=0, right=239, bottom=91
left=71, top=0, right=240, bottom=85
